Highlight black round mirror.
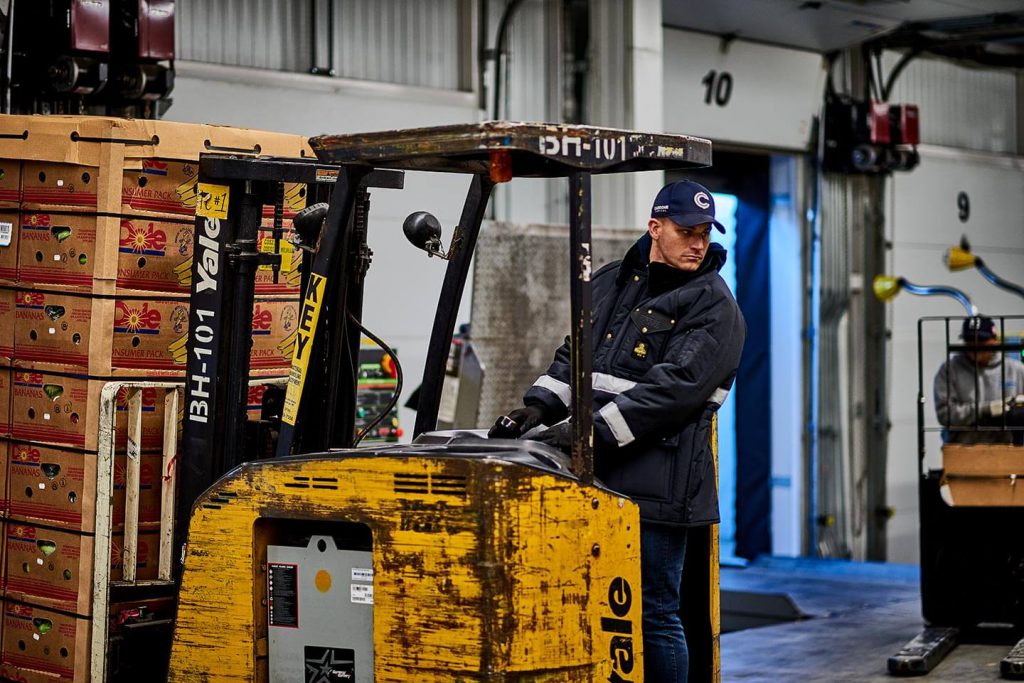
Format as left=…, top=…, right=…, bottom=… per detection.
left=291, top=202, right=329, bottom=251
left=403, top=211, right=443, bottom=253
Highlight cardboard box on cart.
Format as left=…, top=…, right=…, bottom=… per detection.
left=942, top=444, right=1024, bottom=506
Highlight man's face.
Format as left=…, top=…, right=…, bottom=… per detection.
left=648, top=218, right=711, bottom=272
left=966, top=336, right=999, bottom=366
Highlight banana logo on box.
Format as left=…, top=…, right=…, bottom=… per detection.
left=176, top=176, right=199, bottom=209
left=168, top=334, right=188, bottom=366
left=174, top=257, right=193, bottom=287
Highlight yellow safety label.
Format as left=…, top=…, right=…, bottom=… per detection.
left=281, top=272, right=327, bottom=426
left=258, top=236, right=295, bottom=272
left=195, top=183, right=230, bottom=219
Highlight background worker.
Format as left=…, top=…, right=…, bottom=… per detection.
left=935, top=315, right=1024, bottom=444
left=490, top=180, right=746, bottom=682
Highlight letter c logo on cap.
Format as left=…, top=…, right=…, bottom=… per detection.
left=693, top=192, right=711, bottom=210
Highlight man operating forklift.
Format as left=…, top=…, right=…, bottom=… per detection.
left=491, top=179, right=747, bottom=682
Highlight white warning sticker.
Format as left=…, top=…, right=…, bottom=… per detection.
left=351, top=568, right=373, bottom=582
left=0, top=221, right=12, bottom=247
left=351, top=584, right=373, bottom=605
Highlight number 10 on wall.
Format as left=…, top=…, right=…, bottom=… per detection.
left=702, top=70, right=733, bottom=107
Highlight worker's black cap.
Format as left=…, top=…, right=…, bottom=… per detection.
left=961, top=315, right=997, bottom=341
left=650, top=180, right=725, bottom=233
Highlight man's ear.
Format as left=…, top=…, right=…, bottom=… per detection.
left=648, top=218, right=661, bottom=240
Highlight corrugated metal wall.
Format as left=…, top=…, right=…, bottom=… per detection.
left=496, top=0, right=564, bottom=224
left=177, top=0, right=466, bottom=90
left=491, top=0, right=637, bottom=227
left=815, top=174, right=853, bottom=559
left=588, top=0, right=633, bottom=228
left=334, top=0, right=464, bottom=89
left=502, top=0, right=560, bottom=121
left=178, top=0, right=313, bottom=72
left=884, top=52, right=1018, bottom=154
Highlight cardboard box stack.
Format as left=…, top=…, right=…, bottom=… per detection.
left=0, top=115, right=309, bottom=682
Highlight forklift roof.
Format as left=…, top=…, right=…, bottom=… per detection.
left=310, top=121, right=712, bottom=176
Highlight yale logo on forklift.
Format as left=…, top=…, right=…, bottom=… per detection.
left=602, top=576, right=637, bottom=681
left=282, top=272, right=327, bottom=426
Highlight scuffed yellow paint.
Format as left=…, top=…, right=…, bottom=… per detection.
left=169, top=453, right=643, bottom=682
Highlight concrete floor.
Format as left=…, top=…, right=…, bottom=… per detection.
left=721, top=557, right=1014, bottom=682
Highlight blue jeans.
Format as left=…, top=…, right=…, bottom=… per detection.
left=641, top=523, right=689, bottom=682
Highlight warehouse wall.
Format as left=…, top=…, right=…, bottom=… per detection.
left=177, top=0, right=470, bottom=90
left=885, top=149, right=1024, bottom=564
left=884, top=52, right=1018, bottom=155
left=165, top=63, right=478, bottom=438
left=882, top=53, right=1022, bottom=563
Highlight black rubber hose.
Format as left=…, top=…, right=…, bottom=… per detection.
left=349, top=313, right=404, bottom=446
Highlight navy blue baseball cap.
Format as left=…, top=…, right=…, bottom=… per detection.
left=961, top=315, right=997, bottom=342
left=651, top=180, right=725, bottom=233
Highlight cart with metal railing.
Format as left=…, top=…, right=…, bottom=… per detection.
left=889, top=314, right=1024, bottom=678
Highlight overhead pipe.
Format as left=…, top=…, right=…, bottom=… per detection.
left=945, top=236, right=1024, bottom=300
left=873, top=274, right=977, bottom=316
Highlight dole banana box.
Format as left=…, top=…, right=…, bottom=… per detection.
left=13, top=289, right=189, bottom=372
left=0, top=442, right=8, bottom=517
left=5, top=521, right=159, bottom=616
left=0, top=210, right=18, bottom=284
left=0, top=159, right=21, bottom=207
left=0, top=288, right=13, bottom=359
left=12, top=371, right=167, bottom=451
left=2, top=600, right=89, bottom=680
left=16, top=211, right=194, bottom=293
left=121, top=158, right=197, bottom=217
left=20, top=162, right=100, bottom=212
left=0, top=661, right=78, bottom=683
left=247, top=383, right=275, bottom=422
left=121, top=157, right=307, bottom=220
left=140, top=222, right=301, bottom=295
left=16, top=211, right=296, bottom=294
left=172, top=189, right=306, bottom=295
left=254, top=225, right=303, bottom=294
left=0, top=367, right=12, bottom=439
left=7, top=441, right=164, bottom=532
left=249, top=296, right=300, bottom=371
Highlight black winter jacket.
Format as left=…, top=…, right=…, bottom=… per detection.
left=524, top=234, right=746, bottom=526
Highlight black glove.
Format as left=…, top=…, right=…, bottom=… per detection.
left=529, top=422, right=573, bottom=455
left=488, top=404, right=546, bottom=438
left=982, top=395, right=1024, bottom=423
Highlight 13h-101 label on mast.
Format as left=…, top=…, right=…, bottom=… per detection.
left=281, top=272, right=327, bottom=426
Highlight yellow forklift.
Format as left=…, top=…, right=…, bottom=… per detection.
left=161, top=122, right=718, bottom=682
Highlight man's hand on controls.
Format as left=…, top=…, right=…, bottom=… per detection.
left=984, top=394, right=1024, bottom=418
left=529, top=422, right=573, bottom=454
left=981, top=395, right=1024, bottom=427
left=487, top=404, right=547, bottom=438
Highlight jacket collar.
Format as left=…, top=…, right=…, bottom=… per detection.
left=617, top=233, right=728, bottom=294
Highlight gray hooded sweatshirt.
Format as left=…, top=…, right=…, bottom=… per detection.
left=934, top=352, right=1024, bottom=443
